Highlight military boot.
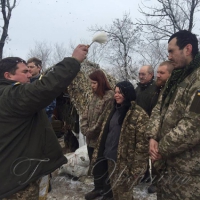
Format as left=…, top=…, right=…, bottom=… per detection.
left=85, top=189, right=102, bottom=200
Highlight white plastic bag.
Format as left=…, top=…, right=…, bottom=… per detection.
left=58, top=145, right=90, bottom=177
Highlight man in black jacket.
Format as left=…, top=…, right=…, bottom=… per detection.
left=0, top=44, right=88, bottom=199
left=136, top=65, right=157, bottom=116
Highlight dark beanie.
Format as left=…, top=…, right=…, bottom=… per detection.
left=115, top=81, right=136, bottom=102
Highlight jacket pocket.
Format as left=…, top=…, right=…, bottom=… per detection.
left=189, top=90, right=200, bottom=114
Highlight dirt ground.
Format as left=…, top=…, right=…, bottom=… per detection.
left=46, top=137, right=157, bottom=200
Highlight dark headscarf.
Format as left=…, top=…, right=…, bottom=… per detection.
left=115, top=81, right=136, bottom=125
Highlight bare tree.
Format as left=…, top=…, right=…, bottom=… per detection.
left=48, top=43, right=68, bottom=66
left=89, top=13, right=141, bottom=81
left=87, top=43, right=106, bottom=65
left=137, top=0, right=200, bottom=41
left=136, top=37, right=168, bottom=69
left=134, top=0, right=200, bottom=69
left=27, top=41, right=52, bottom=70
left=0, top=0, right=17, bottom=59
left=27, top=41, right=72, bottom=70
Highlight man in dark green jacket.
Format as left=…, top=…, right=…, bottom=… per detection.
left=135, top=65, right=157, bottom=116
left=0, top=44, right=88, bottom=199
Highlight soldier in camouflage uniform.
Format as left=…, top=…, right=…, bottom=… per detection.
left=147, top=30, right=200, bottom=200
left=91, top=81, right=149, bottom=200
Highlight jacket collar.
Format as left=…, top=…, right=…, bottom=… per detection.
left=137, top=79, right=154, bottom=89
left=0, top=79, right=20, bottom=95
left=30, top=74, right=41, bottom=83
left=0, top=78, right=16, bottom=85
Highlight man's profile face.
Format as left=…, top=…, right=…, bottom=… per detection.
left=168, top=38, right=188, bottom=69
left=6, top=63, right=32, bottom=83
left=156, top=65, right=171, bottom=87
left=138, top=66, right=153, bottom=84
left=27, top=62, right=41, bottom=77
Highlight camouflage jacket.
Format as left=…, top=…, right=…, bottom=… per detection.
left=146, top=65, right=200, bottom=175
left=80, top=90, right=114, bottom=148
left=92, top=102, right=149, bottom=187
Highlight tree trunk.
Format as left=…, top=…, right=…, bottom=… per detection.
left=0, top=0, right=17, bottom=59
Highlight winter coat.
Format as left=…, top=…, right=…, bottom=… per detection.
left=0, top=57, right=80, bottom=199
left=80, top=90, right=114, bottom=148
left=92, top=101, right=149, bottom=188
left=146, top=55, right=200, bottom=176
left=136, top=80, right=158, bottom=116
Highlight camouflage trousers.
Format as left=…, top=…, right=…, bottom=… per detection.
left=157, top=168, right=200, bottom=200
left=2, top=181, right=39, bottom=200
left=107, top=160, right=133, bottom=200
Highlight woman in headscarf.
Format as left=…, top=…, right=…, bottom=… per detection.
left=90, top=81, right=149, bottom=200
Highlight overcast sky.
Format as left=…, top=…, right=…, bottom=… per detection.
left=3, top=0, right=156, bottom=59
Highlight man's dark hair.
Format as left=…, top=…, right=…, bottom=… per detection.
left=0, top=57, right=26, bottom=79
left=168, top=30, right=199, bottom=58
left=27, top=57, right=42, bottom=67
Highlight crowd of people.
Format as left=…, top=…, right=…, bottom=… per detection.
left=0, top=30, right=199, bottom=200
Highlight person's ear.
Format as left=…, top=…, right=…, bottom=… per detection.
left=38, top=65, right=42, bottom=72
left=4, top=72, right=12, bottom=80
left=185, top=44, right=193, bottom=56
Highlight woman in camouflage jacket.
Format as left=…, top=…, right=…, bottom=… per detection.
left=81, top=70, right=114, bottom=161
left=90, top=81, right=149, bottom=200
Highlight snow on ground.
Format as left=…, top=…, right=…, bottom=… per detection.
left=47, top=169, right=156, bottom=200
left=47, top=137, right=157, bottom=200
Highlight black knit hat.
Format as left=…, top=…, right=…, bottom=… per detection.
left=115, top=81, right=136, bottom=102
